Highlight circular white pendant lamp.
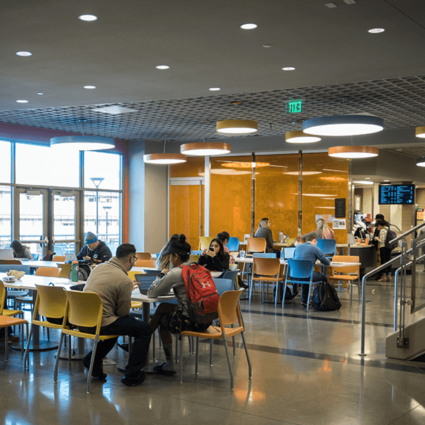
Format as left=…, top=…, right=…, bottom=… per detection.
left=416, top=157, right=425, bottom=167
left=50, top=136, right=115, bottom=151
left=143, top=153, right=186, bottom=164
left=416, top=126, right=425, bottom=138
left=181, top=142, right=231, bottom=156
left=328, top=146, right=379, bottom=159
left=303, top=115, right=384, bottom=136
left=216, top=119, right=258, bottom=134
left=285, top=130, right=321, bottom=144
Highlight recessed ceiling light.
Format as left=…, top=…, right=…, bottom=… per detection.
left=282, top=67, right=296, bottom=71
left=93, top=105, right=137, bottom=115
left=384, top=180, right=390, bottom=182
left=325, top=3, right=337, bottom=8
left=79, top=14, right=98, bottom=21
left=365, top=177, right=370, bottom=179
left=368, top=28, right=385, bottom=34
left=16, top=100, right=28, bottom=103
left=263, top=44, right=272, bottom=48
left=209, top=88, right=221, bottom=91
left=84, top=85, right=96, bottom=89
left=354, top=181, right=374, bottom=185
left=240, top=23, right=257, bottom=30
left=156, top=65, right=170, bottom=70
left=16, top=51, right=32, bottom=57
left=37, top=93, right=44, bottom=95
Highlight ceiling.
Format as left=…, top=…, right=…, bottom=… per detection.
left=2, top=0, right=425, bottom=143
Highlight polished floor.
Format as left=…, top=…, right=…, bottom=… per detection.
left=2, top=269, right=425, bottom=425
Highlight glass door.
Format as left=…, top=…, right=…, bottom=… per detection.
left=16, top=188, right=49, bottom=259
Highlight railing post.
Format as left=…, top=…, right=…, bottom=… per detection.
left=359, top=274, right=368, bottom=356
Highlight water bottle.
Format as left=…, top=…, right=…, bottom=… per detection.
left=279, top=231, right=284, bottom=243
left=71, top=261, right=78, bottom=282
left=280, top=247, right=284, bottom=260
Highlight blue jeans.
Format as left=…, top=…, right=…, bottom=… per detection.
left=83, top=316, right=152, bottom=378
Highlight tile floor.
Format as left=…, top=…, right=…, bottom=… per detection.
left=2, top=269, right=425, bottom=425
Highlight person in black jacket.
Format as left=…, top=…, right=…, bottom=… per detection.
left=197, top=238, right=230, bottom=272
left=76, top=231, right=112, bottom=264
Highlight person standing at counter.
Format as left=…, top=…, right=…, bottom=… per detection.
left=255, top=218, right=279, bottom=255
left=375, top=220, right=392, bottom=282
left=301, top=219, right=335, bottom=241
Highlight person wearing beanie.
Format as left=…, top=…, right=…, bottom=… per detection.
left=76, top=231, right=112, bottom=263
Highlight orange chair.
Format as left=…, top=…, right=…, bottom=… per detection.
left=136, top=252, right=151, bottom=260
left=52, top=255, right=66, bottom=262
left=0, top=260, right=22, bottom=265
left=246, top=237, right=266, bottom=253
left=36, top=267, right=60, bottom=277
left=328, top=255, right=360, bottom=304
left=135, top=259, right=156, bottom=268
left=0, top=316, right=28, bottom=361
left=180, top=290, right=252, bottom=390
left=251, top=257, right=282, bottom=305
left=198, top=237, right=214, bottom=251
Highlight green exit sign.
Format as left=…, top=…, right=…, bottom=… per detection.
left=286, top=99, right=302, bottom=114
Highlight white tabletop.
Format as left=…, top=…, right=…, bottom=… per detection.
left=235, top=257, right=360, bottom=267
left=20, top=260, right=65, bottom=268
left=131, top=288, right=176, bottom=303
left=0, top=272, right=80, bottom=290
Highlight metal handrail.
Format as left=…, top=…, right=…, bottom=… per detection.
left=393, top=253, right=425, bottom=332
left=390, top=221, right=425, bottom=245
left=359, top=237, right=425, bottom=356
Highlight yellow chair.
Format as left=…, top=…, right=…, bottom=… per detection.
left=0, top=316, right=28, bottom=361
left=136, top=252, right=151, bottom=260
left=53, top=291, right=119, bottom=393
left=36, top=267, right=60, bottom=278
left=198, top=236, right=214, bottom=251
left=246, top=237, right=266, bottom=253
left=135, top=259, right=156, bottom=268
left=128, top=271, right=143, bottom=309
left=251, top=257, right=282, bottom=305
left=0, top=281, right=24, bottom=319
left=180, top=290, right=252, bottom=390
left=52, top=255, right=66, bottom=262
left=328, top=255, right=360, bottom=304
left=286, top=237, right=296, bottom=247
left=58, top=263, right=72, bottom=278
left=189, top=254, right=200, bottom=263
left=24, top=284, right=68, bottom=368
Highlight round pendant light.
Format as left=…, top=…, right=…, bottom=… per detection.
left=181, top=142, right=231, bottom=156
left=216, top=119, right=258, bottom=134
left=303, top=115, right=384, bottom=136
left=143, top=153, right=187, bottom=164
left=416, top=126, right=425, bottom=138
left=285, top=130, right=321, bottom=144
left=50, top=136, right=115, bottom=151
left=416, top=157, right=425, bottom=167
left=328, top=146, right=379, bottom=159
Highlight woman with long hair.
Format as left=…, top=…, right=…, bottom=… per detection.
left=198, top=238, right=230, bottom=271
left=155, top=234, right=179, bottom=270
left=10, top=240, right=33, bottom=260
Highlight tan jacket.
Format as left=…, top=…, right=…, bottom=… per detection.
left=83, top=257, right=132, bottom=327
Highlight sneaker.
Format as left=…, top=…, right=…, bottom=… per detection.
left=82, top=355, right=107, bottom=380
left=121, top=371, right=146, bottom=387
left=300, top=300, right=307, bottom=308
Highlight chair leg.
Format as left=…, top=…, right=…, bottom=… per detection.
left=350, top=280, right=353, bottom=305
left=188, top=336, right=192, bottom=354
left=5, top=329, right=8, bottom=362
left=306, top=283, right=312, bottom=312
left=232, top=335, right=236, bottom=358
left=209, top=339, right=213, bottom=366
left=195, top=337, right=199, bottom=375
left=87, top=337, right=99, bottom=394
left=152, top=329, right=156, bottom=361
left=68, top=335, right=72, bottom=363
left=24, top=324, right=29, bottom=366
left=282, top=282, right=288, bottom=309
left=180, top=335, right=184, bottom=384
left=240, top=331, right=252, bottom=380
left=24, top=324, right=34, bottom=369
left=222, top=334, right=234, bottom=390
left=358, top=277, right=361, bottom=302
left=54, top=333, right=65, bottom=383
left=175, top=334, right=178, bottom=363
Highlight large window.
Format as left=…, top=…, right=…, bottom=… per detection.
left=16, top=143, right=80, bottom=187
left=0, top=186, right=11, bottom=248
left=84, top=151, right=121, bottom=190
left=0, top=141, right=11, bottom=183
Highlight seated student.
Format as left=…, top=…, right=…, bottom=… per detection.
left=216, top=231, right=230, bottom=253
left=293, top=235, right=330, bottom=307
left=254, top=218, right=279, bottom=256
left=301, top=219, right=335, bottom=241
left=76, top=231, right=112, bottom=264
left=197, top=238, right=230, bottom=272
left=156, top=234, right=179, bottom=271
left=82, top=243, right=152, bottom=387
left=10, top=240, right=33, bottom=260
left=289, top=237, right=304, bottom=247
left=148, top=234, right=213, bottom=376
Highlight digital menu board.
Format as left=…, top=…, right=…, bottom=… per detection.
left=379, top=184, right=415, bottom=205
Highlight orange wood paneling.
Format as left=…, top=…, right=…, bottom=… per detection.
left=169, top=157, right=204, bottom=178
left=210, top=156, right=252, bottom=241
left=255, top=154, right=300, bottom=240
left=301, top=153, right=349, bottom=244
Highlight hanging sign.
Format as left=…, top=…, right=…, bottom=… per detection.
left=286, top=99, right=303, bottom=114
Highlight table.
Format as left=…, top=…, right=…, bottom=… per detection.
left=1, top=273, right=78, bottom=352
left=20, top=260, right=65, bottom=269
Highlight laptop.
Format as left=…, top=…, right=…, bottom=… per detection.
left=0, top=248, right=14, bottom=260
left=135, top=273, right=159, bottom=295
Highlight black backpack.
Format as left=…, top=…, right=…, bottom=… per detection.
left=385, top=228, right=397, bottom=250
left=312, top=282, right=342, bottom=311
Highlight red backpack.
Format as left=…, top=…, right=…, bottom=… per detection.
left=180, top=264, right=219, bottom=324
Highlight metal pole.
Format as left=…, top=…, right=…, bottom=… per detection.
left=96, top=191, right=99, bottom=235
left=298, top=150, right=303, bottom=236
left=251, top=152, right=256, bottom=237
left=105, top=211, right=108, bottom=241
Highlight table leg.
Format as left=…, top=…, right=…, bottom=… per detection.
left=58, top=336, right=86, bottom=361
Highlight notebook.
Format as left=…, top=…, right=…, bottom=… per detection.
left=0, top=248, right=14, bottom=260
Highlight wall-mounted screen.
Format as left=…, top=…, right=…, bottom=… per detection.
left=379, top=184, right=415, bottom=205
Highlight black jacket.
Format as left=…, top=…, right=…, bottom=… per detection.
left=197, top=253, right=230, bottom=272
left=76, top=240, right=112, bottom=263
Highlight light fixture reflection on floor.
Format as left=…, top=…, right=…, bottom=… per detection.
left=181, top=142, right=231, bottom=156
left=216, top=119, right=258, bottom=134
left=50, top=136, right=115, bottom=151
left=416, top=157, right=425, bottom=167
left=285, top=130, right=321, bottom=144
left=328, top=146, right=379, bottom=159
left=303, top=115, right=384, bottom=136
left=416, top=126, right=425, bottom=139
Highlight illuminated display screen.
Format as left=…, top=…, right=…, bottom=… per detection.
left=379, top=184, right=415, bottom=205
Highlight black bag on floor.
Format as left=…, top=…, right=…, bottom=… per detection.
left=312, top=282, right=342, bottom=311
left=273, top=282, right=293, bottom=302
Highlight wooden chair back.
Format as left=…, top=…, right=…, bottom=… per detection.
left=136, top=252, right=151, bottom=260
left=52, top=256, right=66, bottom=262
left=332, top=255, right=360, bottom=276
left=35, top=267, right=60, bottom=278
left=247, top=237, right=266, bottom=253
left=253, top=257, right=280, bottom=276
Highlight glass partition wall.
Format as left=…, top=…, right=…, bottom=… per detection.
left=169, top=153, right=350, bottom=247
left=0, top=140, right=123, bottom=257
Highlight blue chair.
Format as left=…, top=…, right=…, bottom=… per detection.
left=316, top=239, right=337, bottom=256
left=226, top=237, right=240, bottom=252
left=253, top=253, right=276, bottom=258
left=32, top=254, right=40, bottom=261
left=283, top=248, right=295, bottom=259
left=213, top=278, right=233, bottom=296
left=191, top=250, right=202, bottom=255
left=283, top=259, right=323, bottom=311
left=221, top=271, right=238, bottom=290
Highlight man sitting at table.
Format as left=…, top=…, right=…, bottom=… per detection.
left=82, top=243, right=152, bottom=387
left=76, top=231, right=112, bottom=264
left=293, top=235, right=330, bottom=307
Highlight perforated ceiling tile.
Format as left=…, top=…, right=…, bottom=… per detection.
left=1, top=75, right=425, bottom=141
